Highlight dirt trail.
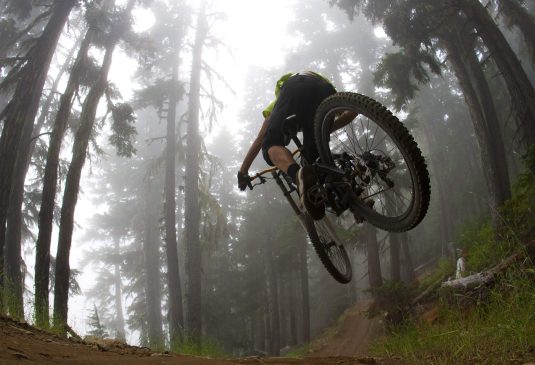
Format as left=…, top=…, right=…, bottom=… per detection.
left=0, top=301, right=391, bottom=365
left=307, top=300, right=383, bottom=357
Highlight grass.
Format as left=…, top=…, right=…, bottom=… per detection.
left=171, top=335, right=228, bottom=358
left=284, top=343, right=311, bottom=357
left=370, top=150, right=535, bottom=364
left=371, top=267, right=535, bottom=364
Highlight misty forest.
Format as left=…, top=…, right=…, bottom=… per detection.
left=1, top=0, right=535, bottom=364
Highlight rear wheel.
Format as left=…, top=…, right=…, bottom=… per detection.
left=305, top=212, right=352, bottom=284
left=314, top=92, right=430, bottom=232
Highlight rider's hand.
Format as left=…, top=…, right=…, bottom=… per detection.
left=237, top=171, right=252, bottom=191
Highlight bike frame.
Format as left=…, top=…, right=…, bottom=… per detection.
left=250, top=134, right=356, bottom=226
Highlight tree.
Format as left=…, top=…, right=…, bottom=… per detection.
left=458, top=0, right=535, bottom=149
left=35, top=0, right=114, bottom=328
left=184, top=0, right=208, bottom=344
left=53, top=0, right=137, bottom=332
left=86, top=305, right=109, bottom=339
left=4, top=26, right=83, bottom=321
left=0, top=0, right=77, bottom=311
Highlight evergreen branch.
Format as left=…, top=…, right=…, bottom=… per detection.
left=30, top=131, right=52, bottom=142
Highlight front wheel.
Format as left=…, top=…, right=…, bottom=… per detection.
left=314, top=92, right=430, bottom=232
left=305, top=213, right=352, bottom=284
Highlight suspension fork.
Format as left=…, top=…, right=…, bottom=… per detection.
left=272, top=171, right=308, bottom=228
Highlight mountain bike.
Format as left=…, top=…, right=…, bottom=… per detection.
left=248, top=92, right=430, bottom=284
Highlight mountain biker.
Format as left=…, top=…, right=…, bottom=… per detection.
left=237, top=71, right=356, bottom=220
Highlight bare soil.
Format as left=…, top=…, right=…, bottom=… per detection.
left=307, top=300, right=383, bottom=357
left=0, top=301, right=395, bottom=365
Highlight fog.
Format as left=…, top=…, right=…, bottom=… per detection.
left=1, top=0, right=534, bottom=357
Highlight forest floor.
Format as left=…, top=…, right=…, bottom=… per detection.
left=0, top=300, right=395, bottom=365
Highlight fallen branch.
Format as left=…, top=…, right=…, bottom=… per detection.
left=66, top=324, right=82, bottom=341
left=441, top=251, right=523, bottom=291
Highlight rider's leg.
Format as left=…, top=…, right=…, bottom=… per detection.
left=267, top=146, right=297, bottom=176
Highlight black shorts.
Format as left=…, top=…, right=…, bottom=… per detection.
left=261, top=74, right=336, bottom=166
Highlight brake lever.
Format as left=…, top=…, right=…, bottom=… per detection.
left=249, top=175, right=266, bottom=190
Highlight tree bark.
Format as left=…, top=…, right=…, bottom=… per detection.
left=143, top=179, right=164, bottom=350
left=0, top=0, right=76, bottom=312
left=35, top=22, right=95, bottom=328
left=265, top=239, right=280, bottom=356
left=400, top=233, right=415, bottom=283
left=298, top=234, right=310, bottom=343
left=113, top=239, right=126, bottom=342
left=288, top=270, right=298, bottom=346
left=184, top=0, right=207, bottom=344
left=389, top=233, right=401, bottom=282
left=165, top=58, right=184, bottom=346
left=53, top=0, right=135, bottom=331
left=366, top=224, right=383, bottom=289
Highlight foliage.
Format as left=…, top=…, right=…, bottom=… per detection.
left=374, top=50, right=441, bottom=111
left=368, top=281, right=416, bottom=326
left=108, top=102, right=137, bottom=157
left=86, top=305, right=109, bottom=339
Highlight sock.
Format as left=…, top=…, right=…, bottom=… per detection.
left=286, top=163, right=300, bottom=183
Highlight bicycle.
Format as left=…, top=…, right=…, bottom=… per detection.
left=247, top=92, right=430, bottom=284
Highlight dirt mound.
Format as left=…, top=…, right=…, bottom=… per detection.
left=0, top=312, right=393, bottom=365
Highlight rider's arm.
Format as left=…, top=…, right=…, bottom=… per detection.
left=239, top=117, right=270, bottom=174
left=331, top=111, right=358, bottom=132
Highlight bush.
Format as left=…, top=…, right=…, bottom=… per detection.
left=368, top=281, right=416, bottom=326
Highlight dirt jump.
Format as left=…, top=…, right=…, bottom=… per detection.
left=0, top=301, right=394, bottom=365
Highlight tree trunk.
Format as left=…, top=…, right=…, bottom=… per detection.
left=264, top=290, right=272, bottom=354
left=184, top=0, right=207, bottom=344
left=35, top=23, right=95, bottom=328
left=113, top=239, right=126, bottom=342
left=389, top=233, right=401, bottom=282
left=366, top=224, right=382, bottom=289
left=53, top=1, right=135, bottom=331
left=440, top=26, right=511, bottom=225
left=298, top=234, right=310, bottom=343
left=288, top=270, right=298, bottom=346
left=497, top=0, right=535, bottom=63
left=143, top=179, right=164, bottom=350
left=266, top=239, right=280, bottom=356
left=4, top=33, right=80, bottom=322
left=165, top=59, right=184, bottom=346
left=419, top=117, right=455, bottom=256
left=255, top=300, right=266, bottom=352
left=400, top=233, right=415, bottom=283
left=0, top=0, right=76, bottom=312
left=459, top=0, right=535, bottom=150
